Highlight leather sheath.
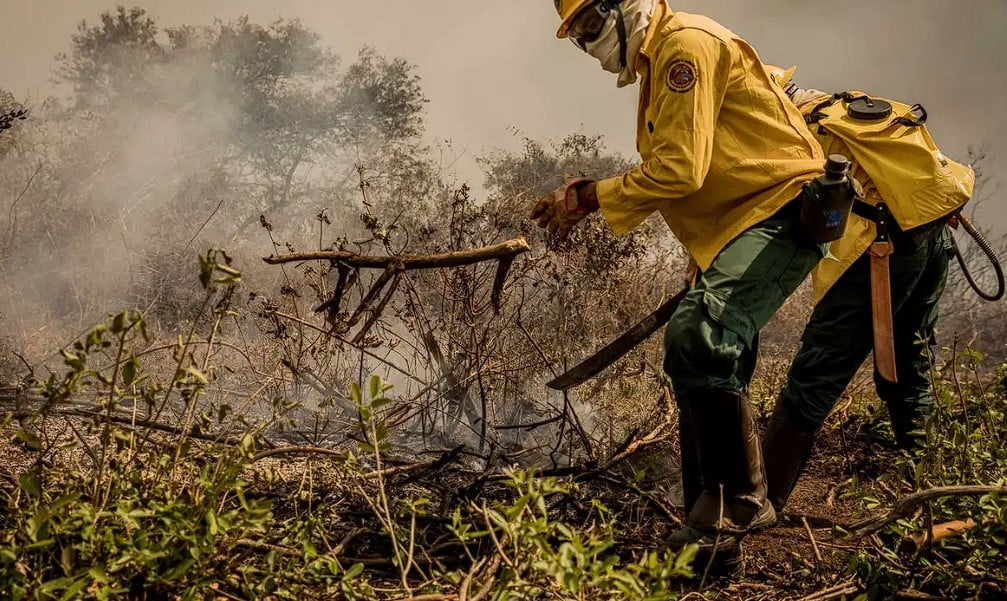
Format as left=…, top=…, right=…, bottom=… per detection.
left=868, top=240, right=898, bottom=383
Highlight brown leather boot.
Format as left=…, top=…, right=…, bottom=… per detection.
left=667, top=390, right=775, bottom=558
left=761, top=400, right=817, bottom=513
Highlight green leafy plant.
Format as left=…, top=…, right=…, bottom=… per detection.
left=444, top=469, right=695, bottom=600
left=848, top=356, right=1007, bottom=600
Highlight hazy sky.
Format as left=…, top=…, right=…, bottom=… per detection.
left=2, top=0, right=1005, bottom=225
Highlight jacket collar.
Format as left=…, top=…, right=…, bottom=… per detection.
left=637, top=1, right=669, bottom=73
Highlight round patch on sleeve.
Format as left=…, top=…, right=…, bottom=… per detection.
left=666, top=59, right=698, bottom=93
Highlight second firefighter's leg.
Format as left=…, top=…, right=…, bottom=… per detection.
left=876, top=229, right=951, bottom=451
left=763, top=254, right=874, bottom=512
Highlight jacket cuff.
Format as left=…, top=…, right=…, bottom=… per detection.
left=595, top=177, right=646, bottom=236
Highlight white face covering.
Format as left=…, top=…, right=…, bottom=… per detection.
left=582, top=0, right=659, bottom=88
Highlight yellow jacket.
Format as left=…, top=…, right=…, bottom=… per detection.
left=594, top=6, right=825, bottom=271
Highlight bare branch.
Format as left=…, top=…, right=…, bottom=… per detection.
left=845, top=485, right=1007, bottom=540
left=264, top=237, right=531, bottom=269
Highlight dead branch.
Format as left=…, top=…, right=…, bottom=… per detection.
left=894, top=591, right=946, bottom=601
left=6, top=162, right=41, bottom=251
left=352, top=271, right=402, bottom=344
left=491, top=414, right=563, bottom=431
left=845, top=485, right=1007, bottom=540
left=264, top=237, right=531, bottom=269
left=597, top=424, right=672, bottom=472
left=249, top=444, right=465, bottom=482
left=361, top=447, right=464, bottom=481
left=802, top=516, right=824, bottom=569
left=280, top=358, right=356, bottom=412
left=5, top=409, right=250, bottom=447
left=314, top=262, right=352, bottom=315
left=235, top=538, right=300, bottom=557
left=346, top=262, right=404, bottom=329
left=490, top=256, right=515, bottom=314
left=594, top=473, right=682, bottom=525
left=251, top=445, right=349, bottom=463
left=798, top=581, right=859, bottom=601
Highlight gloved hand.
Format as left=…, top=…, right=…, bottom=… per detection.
left=529, top=178, right=598, bottom=240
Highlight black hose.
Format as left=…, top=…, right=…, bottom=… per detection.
left=953, top=213, right=1005, bottom=302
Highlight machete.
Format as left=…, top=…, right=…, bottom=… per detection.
left=546, top=286, right=689, bottom=391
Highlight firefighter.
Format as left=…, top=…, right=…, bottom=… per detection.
left=760, top=67, right=973, bottom=514
left=531, top=0, right=836, bottom=562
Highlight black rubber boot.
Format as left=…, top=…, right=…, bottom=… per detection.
left=883, top=397, right=929, bottom=453
left=761, top=401, right=817, bottom=514
left=667, top=390, right=776, bottom=573
left=678, top=406, right=701, bottom=513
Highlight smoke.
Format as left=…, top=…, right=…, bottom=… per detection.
left=0, top=11, right=386, bottom=353
left=0, top=45, right=242, bottom=342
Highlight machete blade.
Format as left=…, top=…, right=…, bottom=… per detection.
left=546, top=287, right=689, bottom=391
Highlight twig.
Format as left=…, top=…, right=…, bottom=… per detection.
left=598, top=424, right=671, bottom=471
left=332, top=527, right=367, bottom=557
left=798, top=581, right=859, bottom=601
left=514, top=316, right=558, bottom=378
left=699, top=484, right=726, bottom=588
left=6, top=162, right=41, bottom=251
left=458, top=556, right=483, bottom=601
left=802, top=516, right=824, bottom=568
left=280, top=358, right=356, bottom=412
left=950, top=335, right=972, bottom=437
left=894, top=590, right=946, bottom=601
left=352, top=271, right=402, bottom=344
left=361, top=457, right=457, bottom=481
left=480, top=502, right=516, bottom=569
left=492, top=414, right=562, bottom=431
left=255, top=444, right=465, bottom=484
left=395, top=446, right=465, bottom=486
left=468, top=556, right=500, bottom=601
left=593, top=473, right=682, bottom=525
left=269, top=309, right=427, bottom=386
left=845, top=485, right=1007, bottom=540
left=185, top=198, right=225, bottom=250
left=347, top=262, right=404, bottom=329
left=314, top=262, right=352, bottom=315
left=6, top=408, right=248, bottom=446
left=251, top=445, right=349, bottom=463
left=235, top=538, right=299, bottom=556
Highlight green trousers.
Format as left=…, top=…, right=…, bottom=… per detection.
left=779, top=227, right=952, bottom=447
left=663, top=202, right=823, bottom=406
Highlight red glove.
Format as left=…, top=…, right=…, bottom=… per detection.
left=529, top=179, right=598, bottom=240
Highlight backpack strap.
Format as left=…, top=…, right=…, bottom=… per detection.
left=804, top=93, right=843, bottom=125
left=891, top=103, right=928, bottom=127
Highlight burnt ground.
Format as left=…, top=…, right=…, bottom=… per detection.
left=0, top=408, right=908, bottom=601
left=602, top=409, right=904, bottom=600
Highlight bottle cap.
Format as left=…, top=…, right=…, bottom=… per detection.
left=825, top=154, right=850, bottom=176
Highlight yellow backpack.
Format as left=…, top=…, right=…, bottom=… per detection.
left=803, top=92, right=974, bottom=229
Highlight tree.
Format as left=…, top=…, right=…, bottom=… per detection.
left=56, top=6, right=163, bottom=108
left=0, top=6, right=433, bottom=334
